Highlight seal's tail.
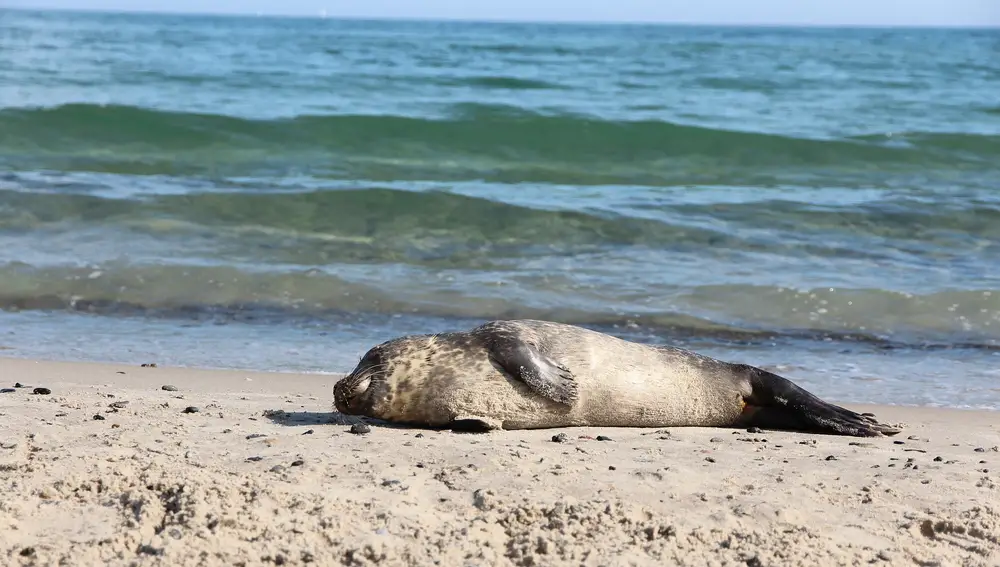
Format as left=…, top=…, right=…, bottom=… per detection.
left=736, top=365, right=902, bottom=437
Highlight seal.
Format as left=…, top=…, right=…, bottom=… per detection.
left=333, top=319, right=901, bottom=437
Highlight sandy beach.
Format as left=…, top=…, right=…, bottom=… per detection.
left=0, top=356, right=997, bottom=567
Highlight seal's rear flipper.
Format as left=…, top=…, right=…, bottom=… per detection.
left=485, top=337, right=578, bottom=405
left=737, top=365, right=902, bottom=437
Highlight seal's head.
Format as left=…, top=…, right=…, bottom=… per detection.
left=333, top=342, right=395, bottom=417
left=334, top=332, right=484, bottom=425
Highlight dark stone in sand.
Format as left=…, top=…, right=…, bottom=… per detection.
left=415, top=433, right=424, bottom=438
left=596, top=435, right=613, bottom=442
left=710, top=437, right=724, bottom=443
left=32, top=388, right=51, bottom=395
left=14, top=383, right=25, bottom=388
left=608, top=466, right=616, bottom=470
left=182, top=406, right=200, bottom=414
left=93, top=414, right=106, bottom=421
left=161, top=385, right=178, bottom=392
left=705, top=457, right=716, bottom=463
left=934, top=456, right=943, bottom=462
left=0, top=388, right=15, bottom=394
left=110, top=401, right=129, bottom=409
left=974, top=447, right=986, bottom=452
left=291, top=459, right=304, bottom=467
left=246, top=433, right=267, bottom=440
left=551, top=433, right=568, bottom=443
left=747, top=426, right=764, bottom=434
left=137, top=545, right=163, bottom=556
left=141, top=363, right=158, bottom=368
left=350, top=423, right=371, bottom=435
left=247, top=456, right=264, bottom=462
left=893, top=440, right=905, bottom=445
left=825, top=455, right=838, bottom=461
left=303, top=429, right=314, bottom=435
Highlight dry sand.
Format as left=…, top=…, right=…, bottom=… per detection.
left=0, top=356, right=997, bottom=566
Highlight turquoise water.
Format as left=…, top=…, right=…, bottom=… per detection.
left=1, top=9, right=999, bottom=408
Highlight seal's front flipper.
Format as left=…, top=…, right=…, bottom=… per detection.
left=451, top=415, right=503, bottom=432
left=737, top=365, right=902, bottom=437
left=486, top=337, right=578, bottom=406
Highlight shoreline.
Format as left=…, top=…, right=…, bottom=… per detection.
left=1, top=356, right=998, bottom=566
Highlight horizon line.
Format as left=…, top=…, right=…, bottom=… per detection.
left=5, top=5, right=999, bottom=29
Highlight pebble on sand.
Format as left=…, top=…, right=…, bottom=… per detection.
left=162, top=385, right=179, bottom=392
left=350, top=423, right=371, bottom=435
left=182, top=406, right=200, bottom=414
left=32, top=388, right=51, bottom=395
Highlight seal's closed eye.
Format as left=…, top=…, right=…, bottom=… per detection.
left=349, top=376, right=372, bottom=398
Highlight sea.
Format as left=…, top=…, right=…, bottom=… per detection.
left=1, top=9, right=998, bottom=409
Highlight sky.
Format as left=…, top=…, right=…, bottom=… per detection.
left=6, top=0, right=1000, bottom=27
